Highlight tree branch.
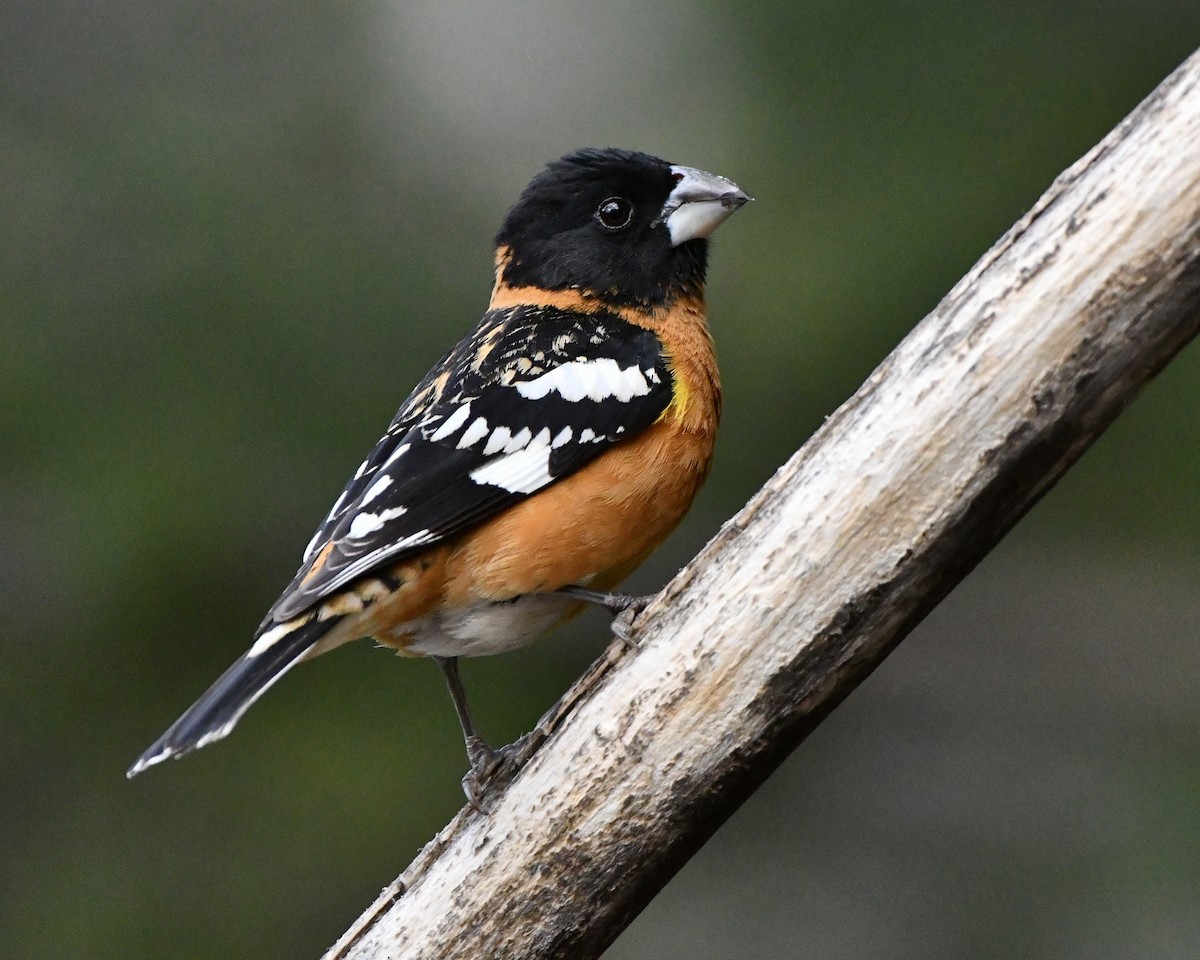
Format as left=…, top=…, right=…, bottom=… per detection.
left=324, top=48, right=1200, bottom=960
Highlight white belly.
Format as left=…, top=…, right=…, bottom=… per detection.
left=390, top=592, right=579, bottom=657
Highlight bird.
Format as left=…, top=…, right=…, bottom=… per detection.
left=127, top=147, right=750, bottom=806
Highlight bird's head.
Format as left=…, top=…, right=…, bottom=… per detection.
left=495, top=147, right=750, bottom=309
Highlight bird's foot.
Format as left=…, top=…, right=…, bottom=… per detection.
left=460, top=735, right=500, bottom=814
left=611, top=597, right=653, bottom=648
left=557, top=586, right=654, bottom=650
left=460, top=733, right=537, bottom=814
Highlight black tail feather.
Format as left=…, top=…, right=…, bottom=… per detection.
left=127, top=615, right=336, bottom=777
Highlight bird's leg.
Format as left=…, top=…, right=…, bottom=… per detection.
left=435, top=656, right=500, bottom=813
left=556, top=586, right=655, bottom=648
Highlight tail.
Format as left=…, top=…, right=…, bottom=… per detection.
left=127, top=615, right=337, bottom=778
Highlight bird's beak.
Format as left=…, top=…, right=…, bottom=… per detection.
left=659, top=164, right=752, bottom=246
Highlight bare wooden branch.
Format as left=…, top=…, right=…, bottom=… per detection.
left=324, top=49, right=1200, bottom=960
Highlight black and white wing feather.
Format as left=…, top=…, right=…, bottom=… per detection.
left=267, top=304, right=672, bottom=622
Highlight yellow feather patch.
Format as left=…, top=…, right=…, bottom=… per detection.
left=657, top=356, right=693, bottom=424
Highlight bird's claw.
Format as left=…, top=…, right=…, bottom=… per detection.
left=461, top=768, right=492, bottom=815
left=461, top=735, right=499, bottom=813
left=460, top=733, right=538, bottom=814
left=610, top=598, right=652, bottom=650
left=557, top=586, right=654, bottom=648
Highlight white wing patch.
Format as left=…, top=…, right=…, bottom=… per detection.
left=361, top=473, right=394, bottom=505
left=349, top=505, right=409, bottom=539
left=430, top=402, right=472, bottom=441
left=516, top=359, right=651, bottom=403
left=504, top=426, right=532, bottom=453
left=457, top=416, right=490, bottom=449
left=483, top=426, right=511, bottom=456
left=245, top=620, right=296, bottom=659
left=470, top=428, right=554, bottom=494
left=381, top=442, right=412, bottom=470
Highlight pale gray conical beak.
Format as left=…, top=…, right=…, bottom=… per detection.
left=659, top=164, right=751, bottom=247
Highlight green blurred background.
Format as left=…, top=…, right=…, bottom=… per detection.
left=3, top=1, right=1199, bottom=957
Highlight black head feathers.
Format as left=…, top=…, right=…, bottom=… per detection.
left=495, top=148, right=747, bottom=308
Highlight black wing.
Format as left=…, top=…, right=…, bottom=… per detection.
left=267, top=304, right=673, bottom=622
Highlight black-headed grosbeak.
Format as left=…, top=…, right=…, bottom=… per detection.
left=129, top=148, right=750, bottom=803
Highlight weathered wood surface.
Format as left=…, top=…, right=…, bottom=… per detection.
left=325, top=49, right=1200, bottom=960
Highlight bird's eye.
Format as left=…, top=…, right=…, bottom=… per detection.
left=595, top=197, right=634, bottom=231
